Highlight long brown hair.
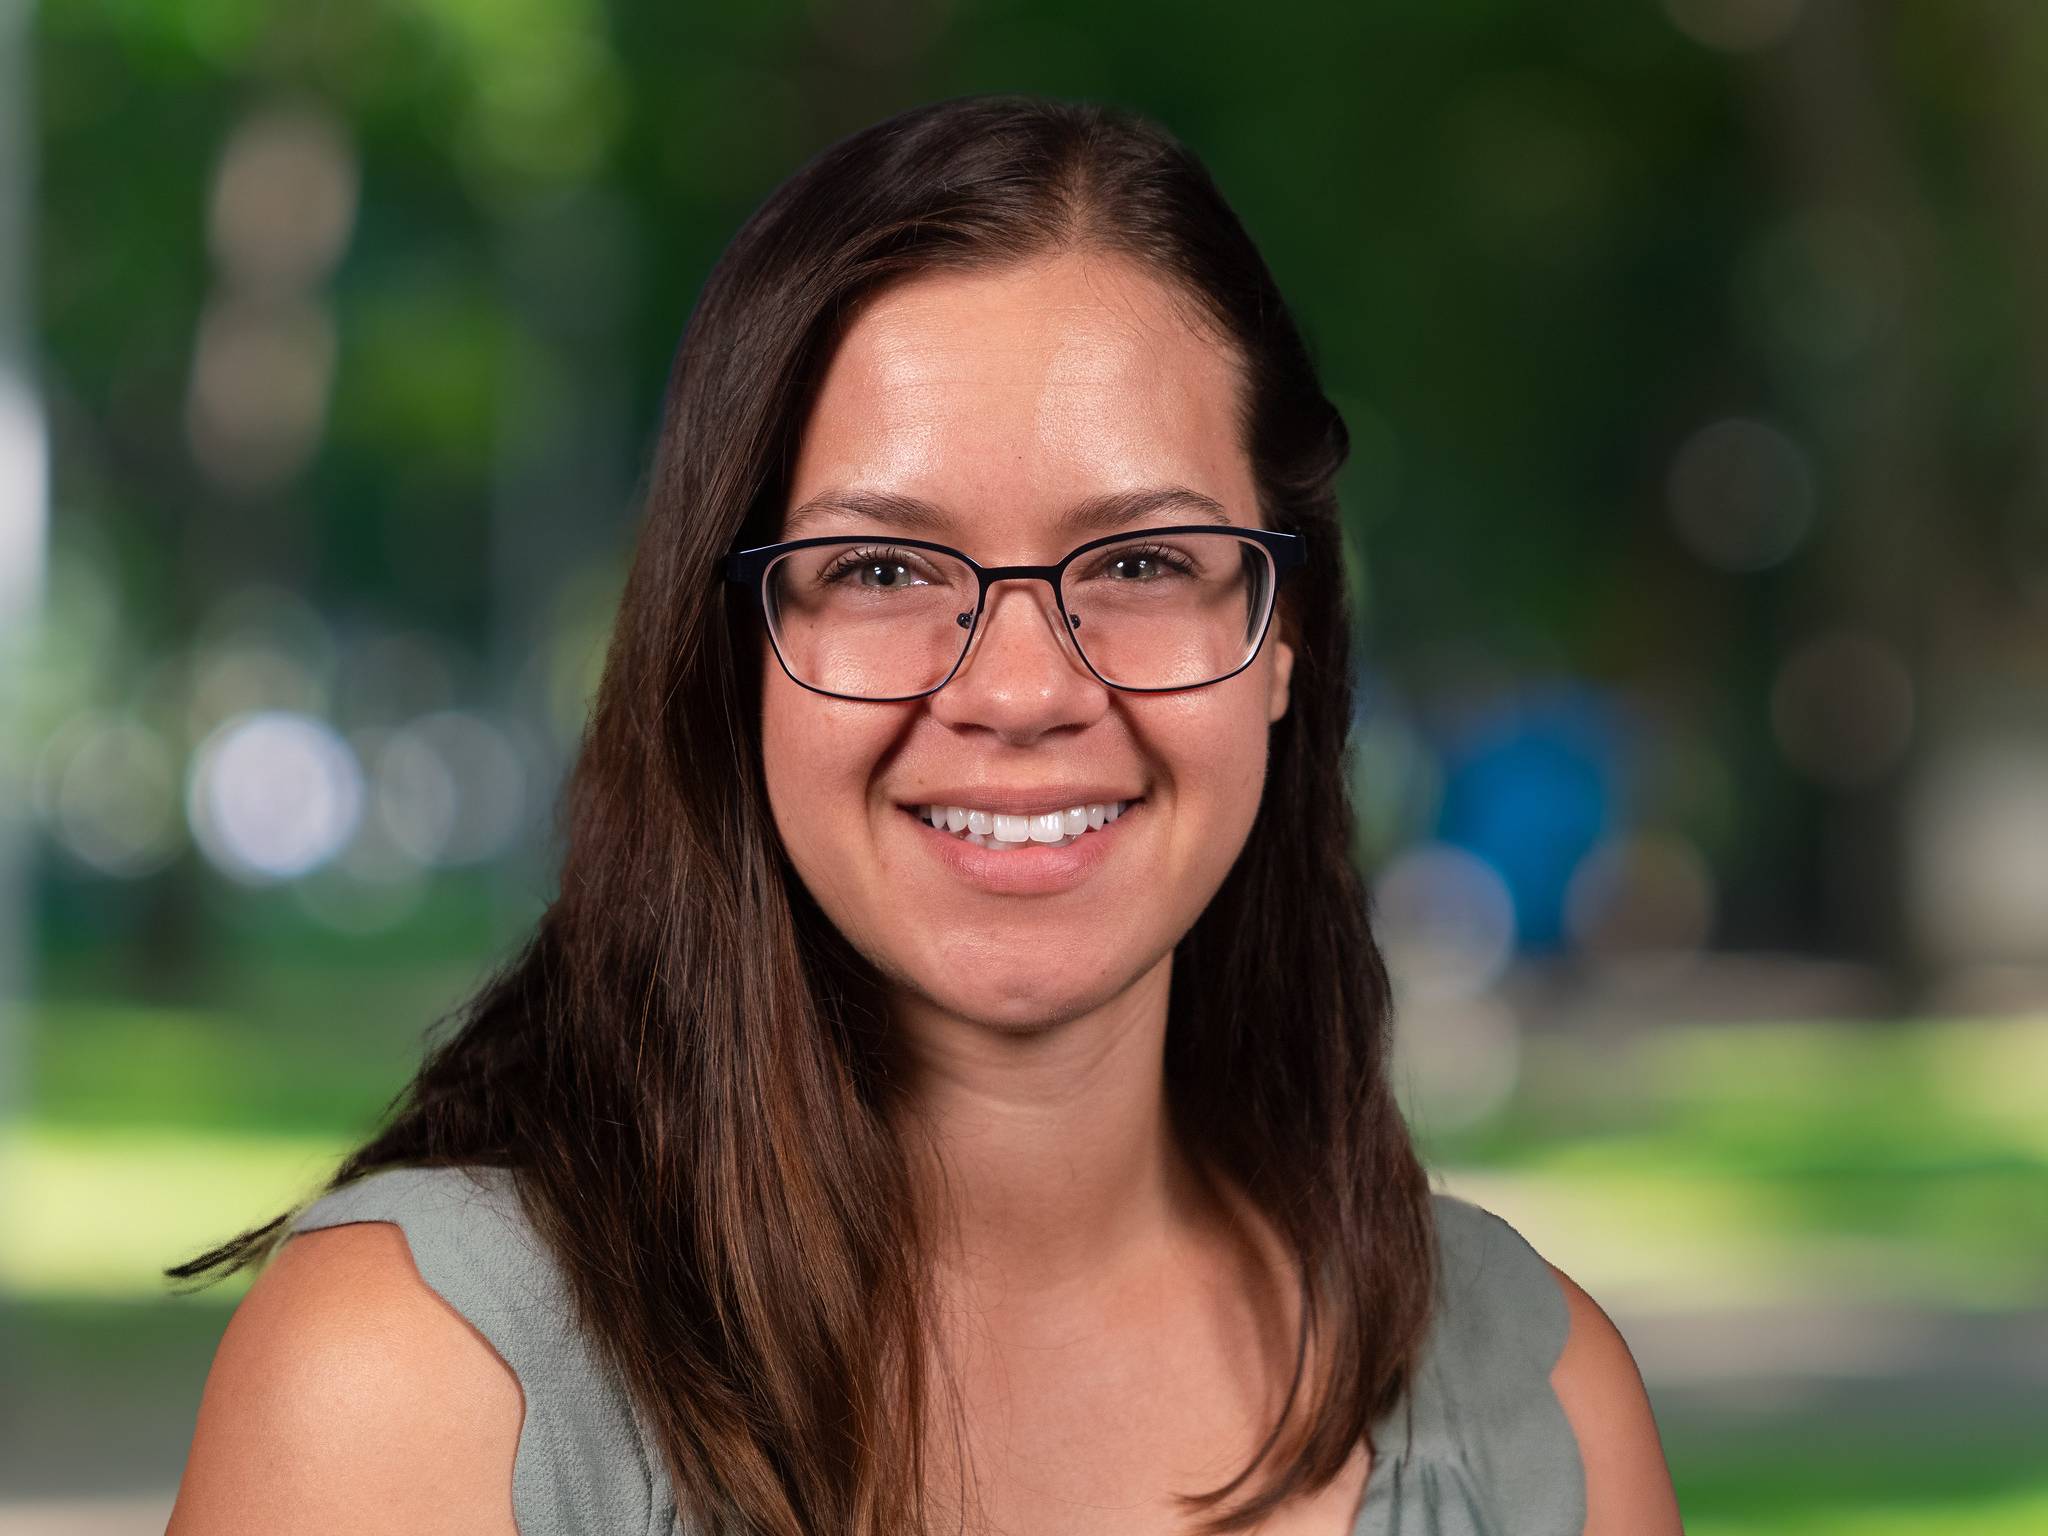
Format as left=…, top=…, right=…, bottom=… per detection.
left=169, top=92, right=1436, bottom=1536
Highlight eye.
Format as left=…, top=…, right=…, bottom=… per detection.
left=820, top=546, right=932, bottom=589
left=1092, top=543, right=1198, bottom=582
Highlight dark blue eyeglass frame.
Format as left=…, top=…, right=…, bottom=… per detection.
left=722, top=524, right=1309, bottom=703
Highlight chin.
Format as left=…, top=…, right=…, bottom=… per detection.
left=901, top=958, right=1132, bottom=1033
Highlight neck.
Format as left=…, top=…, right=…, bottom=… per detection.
left=888, top=952, right=1213, bottom=1302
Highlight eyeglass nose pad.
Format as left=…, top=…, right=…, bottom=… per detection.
left=951, top=580, right=1088, bottom=679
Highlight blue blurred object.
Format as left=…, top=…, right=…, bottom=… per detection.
left=1432, top=683, right=1617, bottom=952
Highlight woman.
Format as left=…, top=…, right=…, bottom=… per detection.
left=166, top=94, right=1681, bottom=1535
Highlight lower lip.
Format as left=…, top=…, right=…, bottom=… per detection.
left=901, top=803, right=1141, bottom=895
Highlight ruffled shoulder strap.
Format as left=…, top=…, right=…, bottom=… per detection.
left=288, top=1163, right=680, bottom=1535
left=1354, top=1191, right=1587, bottom=1534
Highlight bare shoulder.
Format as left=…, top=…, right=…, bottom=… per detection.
left=168, top=1220, right=525, bottom=1536
left=1541, top=1258, right=1686, bottom=1536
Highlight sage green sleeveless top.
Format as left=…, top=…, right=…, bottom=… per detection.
left=288, top=1165, right=1585, bottom=1535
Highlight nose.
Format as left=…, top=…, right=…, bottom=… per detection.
left=928, top=577, right=1108, bottom=738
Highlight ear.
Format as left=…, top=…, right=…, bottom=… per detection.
left=1267, top=633, right=1295, bottom=723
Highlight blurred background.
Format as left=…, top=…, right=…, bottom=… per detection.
left=2, top=1, right=2045, bottom=1532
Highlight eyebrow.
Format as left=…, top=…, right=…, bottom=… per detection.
left=781, top=485, right=1234, bottom=540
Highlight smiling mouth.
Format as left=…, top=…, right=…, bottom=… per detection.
left=905, top=798, right=1141, bottom=850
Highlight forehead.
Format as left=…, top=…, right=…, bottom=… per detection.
left=782, top=252, right=1255, bottom=543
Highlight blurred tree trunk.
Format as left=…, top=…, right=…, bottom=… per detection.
left=1739, top=0, right=1975, bottom=1012
left=1962, top=1, right=2048, bottom=603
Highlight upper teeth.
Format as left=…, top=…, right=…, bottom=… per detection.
left=919, top=801, right=1130, bottom=843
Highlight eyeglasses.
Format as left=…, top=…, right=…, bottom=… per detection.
left=723, top=525, right=1307, bottom=702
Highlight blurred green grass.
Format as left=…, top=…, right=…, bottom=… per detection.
left=21, top=958, right=477, bottom=1136
left=9, top=996, right=2045, bottom=1305
left=1418, top=1014, right=2048, bottom=1309
left=1679, top=1453, right=2048, bottom=1536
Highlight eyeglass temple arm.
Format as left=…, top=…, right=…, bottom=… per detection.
left=1269, top=531, right=1308, bottom=573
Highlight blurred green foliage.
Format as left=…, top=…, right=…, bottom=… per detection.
left=35, top=0, right=2048, bottom=962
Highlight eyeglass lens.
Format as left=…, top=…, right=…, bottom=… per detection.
left=761, top=531, right=1276, bottom=699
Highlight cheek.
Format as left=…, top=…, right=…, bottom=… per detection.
left=1184, top=691, right=1280, bottom=864
left=762, top=681, right=845, bottom=828
left=1124, top=682, right=1275, bottom=901
left=759, top=679, right=808, bottom=824
left=1154, top=672, right=1275, bottom=811
left=759, top=670, right=897, bottom=897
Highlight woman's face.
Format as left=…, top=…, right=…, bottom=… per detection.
left=760, top=252, right=1293, bottom=1030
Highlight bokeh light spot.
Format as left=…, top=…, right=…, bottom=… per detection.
left=186, top=711, right=363, bottom=883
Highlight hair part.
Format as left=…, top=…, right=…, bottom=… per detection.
left=169, top=92, right=1435, bottom=1536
